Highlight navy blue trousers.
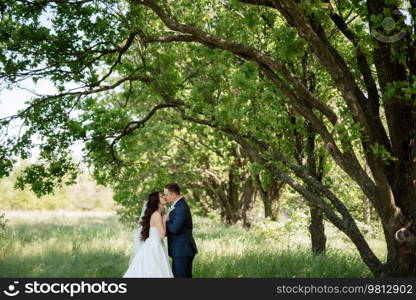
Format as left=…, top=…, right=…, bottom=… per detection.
left=172, top=256, right=194, bottom=278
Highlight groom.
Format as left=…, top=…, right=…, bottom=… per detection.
left=163, top=183, right=198, bottom=278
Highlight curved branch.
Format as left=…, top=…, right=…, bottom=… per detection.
left=109, top=102, right=183, bottom=161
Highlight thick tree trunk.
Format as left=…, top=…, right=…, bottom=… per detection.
left=309, top=205, right=326, bottom=254
left=262, top=190, right=273, bottom=219
left=366, top=0, right=416, bottom=277
left=305, top=117, right=327, bottom=255
left=269, top=184, right=283, bottom=221
left=380, top=217, right=416, bottom=277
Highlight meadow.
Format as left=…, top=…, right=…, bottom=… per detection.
left=0, top=211, right=386, bottom=277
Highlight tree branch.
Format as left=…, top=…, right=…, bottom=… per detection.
left=109, top=102, right=182, bottom=162
left=1, top=73, right=151, bottom=123
left=93, top=30, right=141, bottom=87
left=325, top=2, right=380, bottom=111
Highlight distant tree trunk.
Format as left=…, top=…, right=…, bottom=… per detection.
left=205, top=174, right=237, bottom=224
left=186, top=184, right=211, bottom=217
left=362, top=196, right=372, bottom=224
left=227, top=169, right=241, bottom=224
left=241, top=177, right=256, bottom=228
left=0, top=212, right=7, bottom=233
left=204, top=167, right=251, bottom=225
left=256, top=175, right=285, bottom=221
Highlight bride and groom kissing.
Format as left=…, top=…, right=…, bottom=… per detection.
left=123, top=183, right=198, bottom=278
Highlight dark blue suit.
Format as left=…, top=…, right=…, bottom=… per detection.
left=166, top=197, right=197, bottom=278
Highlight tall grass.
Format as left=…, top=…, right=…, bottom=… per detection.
left=0, top=211, right=383, bottom=277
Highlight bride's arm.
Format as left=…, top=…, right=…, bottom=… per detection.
left=153, top=212, right=166, bottom=239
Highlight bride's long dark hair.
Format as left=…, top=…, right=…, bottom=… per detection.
left=140, top=192, right=160, bottom=241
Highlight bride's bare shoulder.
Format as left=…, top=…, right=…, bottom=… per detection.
left=151, top=211, right=162, bottom=220
left=150, top=211, right=162, bottom=226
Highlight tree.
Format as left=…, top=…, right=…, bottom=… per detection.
left=1, top=0, right=415, bottom=276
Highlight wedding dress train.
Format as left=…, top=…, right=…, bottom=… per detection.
left=123, top=226, right=173, bottom=278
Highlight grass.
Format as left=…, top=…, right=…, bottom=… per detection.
left=0, top=211, right=385, bottom=277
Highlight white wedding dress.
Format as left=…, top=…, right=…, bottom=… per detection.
left=123, top=226, right=173, bottom=278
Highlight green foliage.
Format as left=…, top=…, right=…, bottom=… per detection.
left=368, top=143, right=397, bottom=164
left=14, top=158, right=78, bottom=197
left=273, top=26, right=307, bottom=62
left=0, top=145, right=15, bottom=178
left=0, top=0, right=128, bottom=87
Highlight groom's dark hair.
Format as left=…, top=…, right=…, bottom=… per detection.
left=165, top=183, right=181, bottom=195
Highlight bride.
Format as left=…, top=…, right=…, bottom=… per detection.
left=123, top=192, right=173, bottom=278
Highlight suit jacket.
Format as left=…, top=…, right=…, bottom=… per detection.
left=166, top=197, right=198, bottom=257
